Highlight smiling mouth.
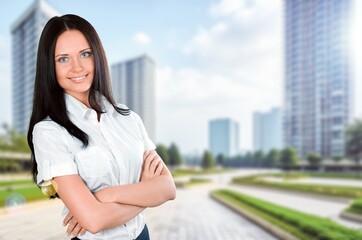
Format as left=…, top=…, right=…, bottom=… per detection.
left=68, top=74, right=88, bottom=82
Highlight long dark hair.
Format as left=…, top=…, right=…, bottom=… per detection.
left=27, top=14, right=129, bottom=185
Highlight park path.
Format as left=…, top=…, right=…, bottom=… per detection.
left=1, top=169, right=362, bottom=239
left=0, top=170, right=277, bottom=240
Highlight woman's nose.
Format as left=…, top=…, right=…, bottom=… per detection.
left=71, top=58, right=84, bottom=72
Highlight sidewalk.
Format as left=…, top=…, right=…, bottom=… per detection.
left=228, top=184, right=362, bottom=229
left=0, top=199, right=66, bottom=240
left=145, top=185, right=277, bottom=240
left=0, top=184, right=278, bottom=240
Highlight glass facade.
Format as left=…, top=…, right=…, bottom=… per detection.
left=209, top=118, right=239, bottom=158
left=11, top=0, right=58, bottom=134
left=111, top=55, right=156, bottom=141
left=284, top=0, right=353, bottom=157
left=253, top=108, right=283, bottom=153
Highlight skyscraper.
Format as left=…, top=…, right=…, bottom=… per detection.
left=254, top=107, right=283, bottom=153
left=11, top=0, right=58, bottom=134
left=209, top=118, right=239, bottom=157
left=111, top=55, right=156, bottom=141
left=284, top=0, right=353, bottom=158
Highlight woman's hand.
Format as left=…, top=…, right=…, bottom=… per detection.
left=140, top=150, right=164, bottom=181
left=63, top=211, right=87, bottom=238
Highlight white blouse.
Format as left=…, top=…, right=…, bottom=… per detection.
left=33, top=93, right=155, bottom=240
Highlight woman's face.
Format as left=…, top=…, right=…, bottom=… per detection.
left=54, top=30, right=94, bottom=105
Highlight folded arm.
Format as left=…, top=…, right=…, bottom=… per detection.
left=54, top=175, right=144, bottom=234
left=94, top=150, right=176, bottom=207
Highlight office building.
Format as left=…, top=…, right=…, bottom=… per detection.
left=253, top=107, right=283, bottom=153
left=11, top=0, right=58, bottom=134
left=111, top=55, right=156, bottom=141
left=284, top=0, right=353, bottom=157
left=209, top=118, right=239, bottom=157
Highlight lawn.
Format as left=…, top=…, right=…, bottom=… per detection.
left=212, top=189, right=362, bottom=240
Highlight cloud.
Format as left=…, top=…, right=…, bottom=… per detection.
left=0, top=35, right=12, bottom=125
left=156, top=64, right=281, bottom=154
left=132, top=32, right=151, bottom=45
left=0, top=35, right=10, bottom=58
left=209, top=0, right=247, bottom=17
left=162, top=0, right=283, bottom=153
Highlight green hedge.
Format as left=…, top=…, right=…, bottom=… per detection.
left=347, top=198, right=362, bottom=214
left=233, top=175, right=362, bottom=198
left=213, top=189, right=362, bottom=240
left=186, top=178, right=211, bottom=186
left=172, top=168, right=230, bottom=177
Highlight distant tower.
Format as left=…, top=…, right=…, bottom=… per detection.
left=111, top=55, right=156, bottom=141
left=209, top=118, right=239, bottom=157
left=11, top=0, right=59, bottom=134
left=253, top=107, right=283, bottom=153
left=284, top=0, right=353, bottom=157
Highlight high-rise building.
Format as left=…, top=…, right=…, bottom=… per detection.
left=11, top=0, right=58, bottom=134
left=111, top=55, right=156, bottom=141
left=209, top=118, right=239, bottom=157
left=284, top=0, right=353, bottom=157
left=253, top=107, right=283, bottom=153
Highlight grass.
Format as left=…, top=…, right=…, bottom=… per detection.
left=172, top=168, right=230, bottom=177
left=186, top=178, right=212, bottom=186
left=0, top=179, right=33, bottom=187
left=212, top=189, right=362, bottom=240
left=346, top=198, right=362, bottom=215
left=0, top=185, right=47, bottom=207
left=233, top=175, right=362, bottom=199
left=272, top=171, right=362, bottom=180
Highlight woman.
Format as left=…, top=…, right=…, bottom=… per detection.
left=27, top=14, right=176, bottom=239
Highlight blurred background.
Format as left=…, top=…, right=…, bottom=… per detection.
left=1, top=0, right=362, bottom=239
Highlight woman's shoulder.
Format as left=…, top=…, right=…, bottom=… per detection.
left=33, top=117, right=65, bottom=134
left=114, top=103, right=141, bottom=122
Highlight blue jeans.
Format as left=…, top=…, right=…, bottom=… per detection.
left=136, top=224, right=150, bottom=240
left=71, top=224, right=150, bottom=240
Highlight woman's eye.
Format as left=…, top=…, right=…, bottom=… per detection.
left=81, top=51, right=92, bottom=58
left=57, top=57, right=69, bottom=63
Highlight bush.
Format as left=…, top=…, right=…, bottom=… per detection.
left=233, top=175, right=362, bottom=198
left=213, top=189, right=362, bottom=240
left=347, top=198, right=362, bottom=214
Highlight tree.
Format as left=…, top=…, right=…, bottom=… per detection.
left=345, top=119, right=362, bottom=175
left=307, top=152, right=322, bottom=167
left=266, top=149, right=280, bottom=168
left=0, top=124, right=30, bottom=153
left=201, top=150, right=215, bottom=169
left=156, top=144, right=169, bottom=166
left=168, top=143, right=182, bottom=167
left=253, top=150, right=264, bottom=168
left=280, top=147, right=298, bottom=171
left=216, top=153, right=225, bottom=166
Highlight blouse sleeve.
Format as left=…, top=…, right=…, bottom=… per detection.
left=133, top=112, right=156, bottom=152
left=32, top=121, right=78, bottom=186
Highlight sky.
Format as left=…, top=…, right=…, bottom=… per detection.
left=0, top=0, right=361, bottom=155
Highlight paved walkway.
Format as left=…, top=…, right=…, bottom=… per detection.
left=0, top=199, right=65, bottom=240
left=2, top=169, right=362, bottom=239
left=145, top=185, right=277, bottom=240
left=0, top=181, right=277, bottom=239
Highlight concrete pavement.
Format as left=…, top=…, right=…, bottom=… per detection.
left=145, top=185, right=277, bottom=240
left=0, top=178, right=277, bottom=239
left=2, top=168, right=362, bottom=239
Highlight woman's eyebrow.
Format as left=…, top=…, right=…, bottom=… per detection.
left=79, top=48, right=91, bottom=53
left=55, top=48, right=91, bottom=58
left=54, top=53, right=68, bottom=58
